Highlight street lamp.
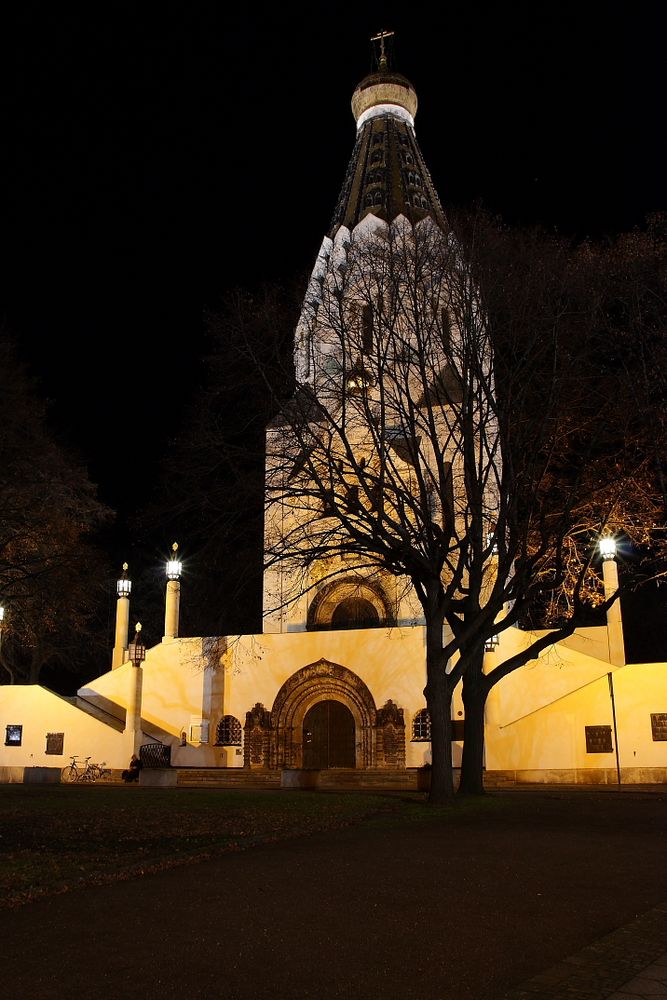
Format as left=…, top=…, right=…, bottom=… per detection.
left=126, top=623, right=146, bottom=758
left=485, top=634, right=500, bottom=652
left=117, top=562, right=132, bottom=597
left=164, top=543, right=182, bottom=639
left=599, top=533, right=625, bottom=666
left=599, top=536, right=617, bottom=561
left=166, top=542, right=182, bottom=581
left=128, top=622, right=146, bottom=666
left=112, top=563, right=132, bottom=669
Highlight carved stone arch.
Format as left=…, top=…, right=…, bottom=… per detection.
left=271, top=659, right=378, bottom=769
left=307, top=576, right=395, bottom=631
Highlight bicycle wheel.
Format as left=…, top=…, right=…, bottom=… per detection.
left=61, top=765, right=78, bottom=783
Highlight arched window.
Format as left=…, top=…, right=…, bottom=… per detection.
left=331, top=597, right=380, bottom=630
left=411, top=708, right=431, bottom=742
left=215, top=715, right=242, bottom=746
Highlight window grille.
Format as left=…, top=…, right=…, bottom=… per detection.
left=216, top=715, right=242, bottom=746
left=412, top=708, right=431, bottom=742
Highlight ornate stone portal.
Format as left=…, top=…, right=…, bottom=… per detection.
left=243, top=659, right=405, bottom=770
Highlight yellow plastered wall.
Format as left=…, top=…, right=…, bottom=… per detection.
left=0, top=685, right=127, bottom=770
left=81, top=637, right=225, bottom=767
left=613, top=663, right=667, bottom=770
left=486, top=659, right=667, bottom=779
left=220, top=625, right=431, bottom=767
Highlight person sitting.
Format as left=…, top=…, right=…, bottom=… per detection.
left=121, top=754, right=143, bottom=783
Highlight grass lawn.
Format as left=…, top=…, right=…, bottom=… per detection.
left=0, top=784, right=413, bottom=907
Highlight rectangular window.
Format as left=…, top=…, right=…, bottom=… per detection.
left=585, top=725, right=613, bottom=753
left=5, top=725, right=22, bottom=746
left=650, top=713, right=667, bottom=741
left=45, top=733, right=64, bottom=755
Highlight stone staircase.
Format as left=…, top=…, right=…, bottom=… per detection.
left=168, top=767, right=518, bottom=791
left=176, top=768, right=282, bottom=788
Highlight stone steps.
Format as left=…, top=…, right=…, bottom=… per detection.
left=176, top=769, right=281, bottom=788
left=168, top=767, right=518, bottom=791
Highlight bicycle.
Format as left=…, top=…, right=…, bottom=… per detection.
left=61, top=756, right=111, bottom=783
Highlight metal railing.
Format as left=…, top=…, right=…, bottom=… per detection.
left=139, top=743, right=171, bottom=768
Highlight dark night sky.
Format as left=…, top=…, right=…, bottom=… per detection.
left=1, top=4, right=664, bottom=650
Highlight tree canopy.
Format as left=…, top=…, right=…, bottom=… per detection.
left=0, top=333, right=112, bottom=686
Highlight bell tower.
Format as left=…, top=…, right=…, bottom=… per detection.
left=263, top=37, right=457, bottom=635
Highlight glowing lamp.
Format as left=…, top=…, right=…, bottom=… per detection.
left=117, top=562, right=131, bottom=597
left=0, top=606, right=4, bottom=624
left=128, top=623, right=146, bottom=666
left=166, top=542, right=182, bottom=581
left=485, top=634, right=500, bottom=652
left=599, top=536, right=617, bottom=561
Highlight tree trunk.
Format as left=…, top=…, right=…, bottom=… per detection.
left=458, top=652, right=489, bottom=796
left=424, top=619, right=455, bottom=803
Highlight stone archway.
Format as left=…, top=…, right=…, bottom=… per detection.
left=271, top=659, right=377, bottom=769
left=243, top=660, right=407, bottom=770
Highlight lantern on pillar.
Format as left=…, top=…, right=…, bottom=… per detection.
left=117, top=562, right=132, bottom=597
left=112, top=562, right=132, bottom=669
left=164, top=543, right=182, bottom=640
left=128, top=622, right=146, bottom=666
left=599, top=536, right=617, bottom=561
left=598, top=534, right=625, bottom=666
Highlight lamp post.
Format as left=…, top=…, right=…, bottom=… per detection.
left=599, top=535, right=625, bottom=666
left=164, top=542, right=182, bottom=640
left=126, top=623, right=146, bottom=756
left=112, top=563, right=132, bottom=669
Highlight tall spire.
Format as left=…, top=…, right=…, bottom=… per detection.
left=328, top=33, right=446, bottom=235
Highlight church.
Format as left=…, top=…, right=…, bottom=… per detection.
left=1, top=42, right=666, bottom=788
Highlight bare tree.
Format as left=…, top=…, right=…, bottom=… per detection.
left=452, top=212, right=667, bottom=793
left=263, top=211, right=666, bottom=801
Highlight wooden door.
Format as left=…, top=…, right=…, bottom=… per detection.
left=303, top=700, right=355, bottom=768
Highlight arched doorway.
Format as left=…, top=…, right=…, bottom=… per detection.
left=242, top=660, right=407, bottom=770
left=303, top=700, right=356, bottom=768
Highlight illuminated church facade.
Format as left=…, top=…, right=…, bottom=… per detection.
left=2, top=45, right=666, bottom=786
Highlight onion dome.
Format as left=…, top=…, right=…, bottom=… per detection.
left=329, top=61, right=446, bottom=234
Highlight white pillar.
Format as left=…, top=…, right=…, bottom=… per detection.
left=602, top=553, right=625, bottom=666
left=126, top=662, right=144, bottom=756
left=164, top=579, right=181, bottom=639
left=112, top=594, right=130, bottom=669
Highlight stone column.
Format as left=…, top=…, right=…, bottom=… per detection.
left=164, top=579, right=180, bottom=639
left=126, top=661, right=144, bottom=756
left=602, top=547, right=625, bottom=666
left=112, top=593, right=130, bottom=669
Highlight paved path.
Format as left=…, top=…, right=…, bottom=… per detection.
left=1, top=792, right=666, bottom=999
left=504, top=902, right=667, bottom=998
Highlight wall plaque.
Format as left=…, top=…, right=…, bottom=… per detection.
left=585, top=725, right=613, bottom=753
left=650, top=713, right=667, bottom=741
left=45, top=732, right=64, bottom=755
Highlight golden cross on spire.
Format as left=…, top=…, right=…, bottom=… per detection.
left=370, top=29, right=394, bottom=70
